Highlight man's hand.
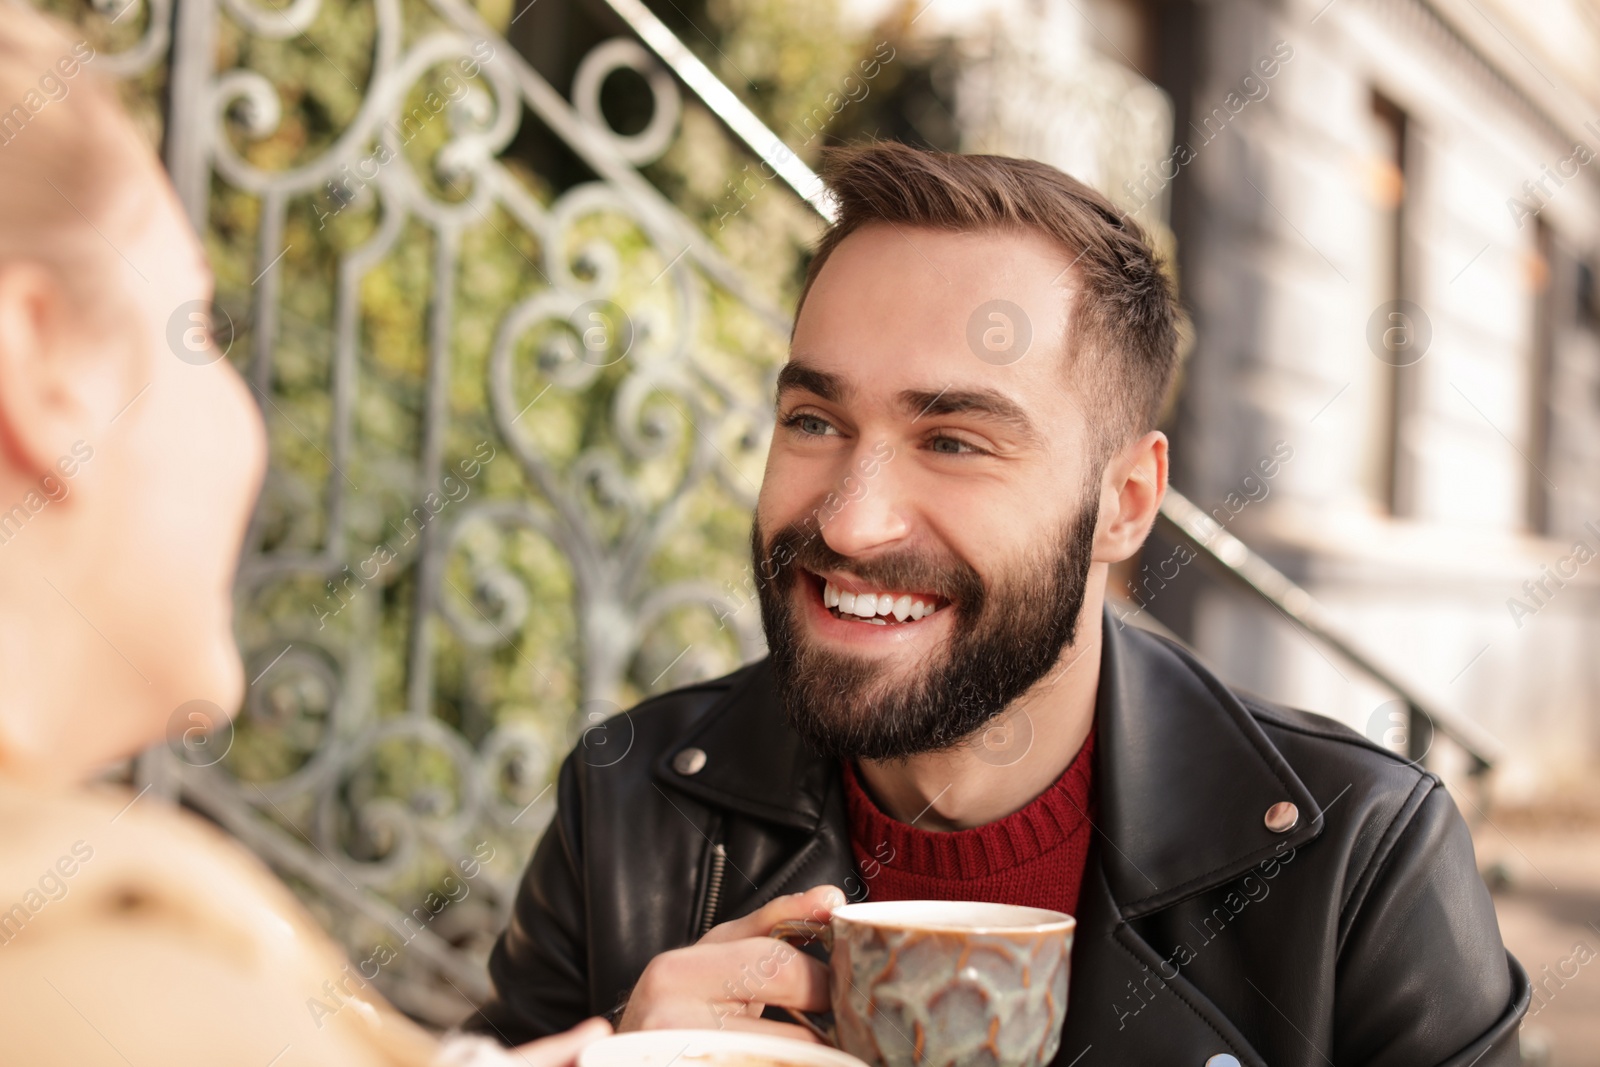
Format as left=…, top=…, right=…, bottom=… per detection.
left=508, top=1017, right=613, bottom=1064
left=617, top=884, right=845, bottom=1041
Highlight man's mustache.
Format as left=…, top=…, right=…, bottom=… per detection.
left=756, top=520, right=985, bottom=611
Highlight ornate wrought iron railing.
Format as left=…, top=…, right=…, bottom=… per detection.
left=60, top=0, right=798, bottom=1023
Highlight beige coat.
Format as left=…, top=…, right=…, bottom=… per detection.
left=0, top=778, right=468, bottom=1067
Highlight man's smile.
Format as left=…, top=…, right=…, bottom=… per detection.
left=820, top=574, right=948, bottom=623
left=800, top=568, right=953, bottom=637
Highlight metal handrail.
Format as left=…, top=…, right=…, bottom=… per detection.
left=601, top=0, right=835, bottom=220
left=610, top=9, right=1498, bottom=775
left=1158, top=490, right=1498, bottom=774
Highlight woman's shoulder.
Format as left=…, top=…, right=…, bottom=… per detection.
left=0, top=779, right=440, bottom=1067
left=0, top=777, right=324, bottom=954
left=3, top=778, right=293, bottom=903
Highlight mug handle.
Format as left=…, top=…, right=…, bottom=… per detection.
left=767, top=920, right=836, bottom=1045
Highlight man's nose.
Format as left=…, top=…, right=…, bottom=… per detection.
left=817, top=443, right=909, bottom=558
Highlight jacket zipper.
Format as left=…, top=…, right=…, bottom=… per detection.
left=697, top=842, right=728, bottom=937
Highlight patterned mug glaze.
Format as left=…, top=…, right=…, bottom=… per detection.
left=770, top=900, right=1074, bottom=1067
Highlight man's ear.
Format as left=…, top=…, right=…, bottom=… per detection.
left=1094, top=430, right=1168, bottom=563
left=0, top=262, right=108, bottom=481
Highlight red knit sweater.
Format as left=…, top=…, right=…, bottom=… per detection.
left=841, top=728, right=1096, bottom=917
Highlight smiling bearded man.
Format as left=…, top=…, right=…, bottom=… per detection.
left=471, top=141, right=1528, bottom=1065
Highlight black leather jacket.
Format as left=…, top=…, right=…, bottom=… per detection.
left=469, top=613, right=1529, bottom=1065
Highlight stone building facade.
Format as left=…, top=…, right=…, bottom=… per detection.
left=863, top=0, right=1600, bottom=797
left=1154, top=0, right=1600, bottom=799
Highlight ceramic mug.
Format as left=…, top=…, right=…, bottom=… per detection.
left=770, top=900, right=1075, bottom=1067
left=578, top=1028, right=872, bottom=1067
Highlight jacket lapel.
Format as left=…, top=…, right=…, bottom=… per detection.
left=1057, top=616, right=1326, bottom=1064
left=652, top=659, right=856, bottom=919
left=1060, top=843, right=1270, bottom=1065
left=653, top=658, right=834, bottom=832
left=1092, top=615, right=1324, bottom=919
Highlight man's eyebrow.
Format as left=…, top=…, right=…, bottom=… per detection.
left=775, top=362, right=851, bottom=404
left=896, top=387, right=1044, bottom=446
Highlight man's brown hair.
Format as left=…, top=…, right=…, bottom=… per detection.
left=796, top=141, right=1180, bottom=457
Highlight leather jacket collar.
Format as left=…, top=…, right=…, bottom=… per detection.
left=651, top=608, right=1326, bottom=918
left=476, top=606, right=1526, bottom=1064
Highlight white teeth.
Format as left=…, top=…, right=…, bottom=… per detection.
left=822, top=579, right=940, bottom=622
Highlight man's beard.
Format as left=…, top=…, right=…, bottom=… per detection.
left=752, top=495, right=1099, bottom=762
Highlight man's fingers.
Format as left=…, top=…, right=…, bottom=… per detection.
left=667, top=937, right=831, bottom=1010
left=618, top=892, right=840, bottom=1035
left=625, top=937, right=832, bottom=1029
left=700, top=884, right=846, bottom=944
left=509, top=1017, right=612, bottom=1066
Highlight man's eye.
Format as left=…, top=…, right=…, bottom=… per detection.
left=929, top=435, right=976, bottom=454
left=784, top=413, right=836, bottom=437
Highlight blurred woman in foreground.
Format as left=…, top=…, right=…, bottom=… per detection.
left=0, top=6, right=606, bottom=1064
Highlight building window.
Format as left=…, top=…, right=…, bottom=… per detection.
left=1529, top=218, right=1557, bottom=536
left=1371, top=92, right=1417, bottom=517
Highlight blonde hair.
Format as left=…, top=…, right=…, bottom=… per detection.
left=0, top=2, right=156, bottom=317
